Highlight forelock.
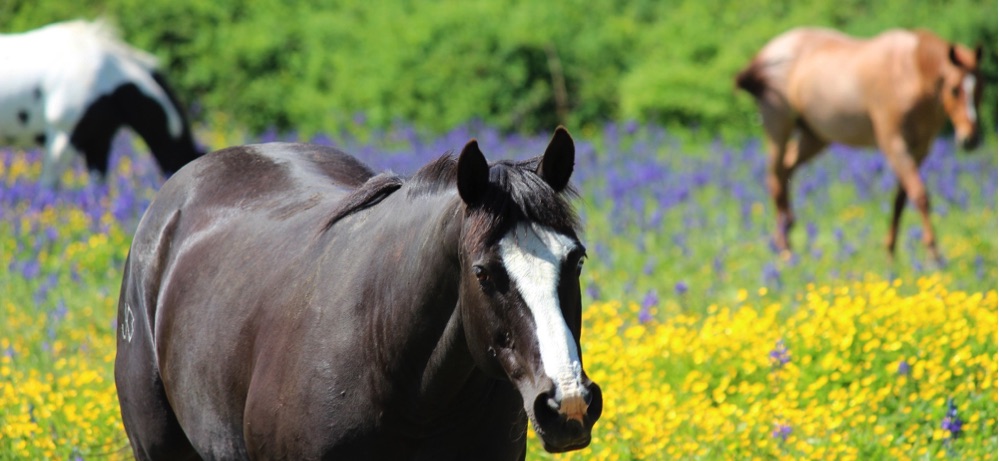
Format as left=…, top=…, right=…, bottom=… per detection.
left=465, top=160, right=579, bottom=252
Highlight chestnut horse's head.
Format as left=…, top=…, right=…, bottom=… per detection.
left=940, top=43, right=984, bottom=150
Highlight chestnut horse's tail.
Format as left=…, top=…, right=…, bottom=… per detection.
left=735, top=59, right=768, bottom=98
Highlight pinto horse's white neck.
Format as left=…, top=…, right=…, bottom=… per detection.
left=499, top=222, right=586, bottom=412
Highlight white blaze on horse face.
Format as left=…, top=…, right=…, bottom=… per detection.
left=962, top=74, right=978, bottom=123
left=499, top=223, right=585, bottom=406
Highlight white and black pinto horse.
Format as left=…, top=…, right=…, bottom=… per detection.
left=115, top=128, right=602, bottom=459
left=0, top=20, right=201, bottom=188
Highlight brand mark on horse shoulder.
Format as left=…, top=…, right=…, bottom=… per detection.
left=122, top=303, right=135, bottom=343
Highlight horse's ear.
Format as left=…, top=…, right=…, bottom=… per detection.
left=457, top=139, right=489, bottom=205
left=536, top=126, right=574, bottom=193
left=947, top=43, right=982, bottom=69
left=948, top=45, right=964, bottom=68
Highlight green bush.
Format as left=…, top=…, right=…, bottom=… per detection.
left=2, top=0, right=995, bottom=140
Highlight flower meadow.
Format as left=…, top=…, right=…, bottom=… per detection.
left=1, top=124, right=996, bottom=459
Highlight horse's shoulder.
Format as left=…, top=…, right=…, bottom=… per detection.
left=779, top=27, right=852, bottom=44
left=281, top=143, right=377, bottom=188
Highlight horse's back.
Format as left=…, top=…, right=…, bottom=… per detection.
left=742, top=27, right=926, bottom=145
left=158, top=142, right=371, bottom=208
left=750, top=27, right=924, bottom=92
left=118, top=143, right=379, bottom=458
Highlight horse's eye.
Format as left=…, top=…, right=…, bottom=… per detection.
left=575, top=258, right=584, bottom=276
left=473, top=265, right=489, bottom=282
left=952, top=86, right=960, bottom=97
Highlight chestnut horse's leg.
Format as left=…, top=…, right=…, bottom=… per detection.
left=765, top=119, right=828, bottom=254
left=759, top=101, right=795, bottom=253
left=783, top=128, right=827, bottom=172
left=887, top=185, right=907, bottom=258
left=880, top=136, right=941, bottom=264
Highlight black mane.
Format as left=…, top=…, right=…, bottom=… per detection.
left=322, top=153, right=579, bottom=243
left=322, top=172, right=403, bottom=231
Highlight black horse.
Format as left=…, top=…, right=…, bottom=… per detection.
left=114, top=127, right=602, bottom=459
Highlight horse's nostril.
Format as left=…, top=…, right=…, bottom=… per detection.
left=547, top=396, right=560, bottom=413
left=533, top=391, right=561, bottom=427
left=585, top=381, right=603, bottom=420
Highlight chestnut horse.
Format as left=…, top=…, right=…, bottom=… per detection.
left=736, top=28, right=983, bottom=261
left=115, top=128, right=601, bottom=459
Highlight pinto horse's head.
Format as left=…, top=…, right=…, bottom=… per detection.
left=941, top=43, right=984, bottom=150
left=454, top=127, right=601, bottom=453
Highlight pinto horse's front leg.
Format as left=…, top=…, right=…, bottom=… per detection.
left=39, top=130, right=76, bottom=189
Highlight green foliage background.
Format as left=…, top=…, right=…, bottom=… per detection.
left=2, top=0, right=996, bottom=139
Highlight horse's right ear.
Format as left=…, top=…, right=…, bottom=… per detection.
left=948, top=45, right=961, bottom=67
left=457, top=139, right=489, bottom=205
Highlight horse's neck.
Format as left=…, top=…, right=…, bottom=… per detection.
left=361, top=189, right=483, bottom=416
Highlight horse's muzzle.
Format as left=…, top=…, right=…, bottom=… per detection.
left=531, top=380, right=603, bottom=453
left=958, top=130, right=982, bottom=151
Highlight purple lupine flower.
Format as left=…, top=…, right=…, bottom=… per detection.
left=52, top=300, right=68, bottom=321
left=639, top=290, right=657, bottom=323
left=897, top=360, right=911, bottom=376
left=941, top=398, right=962, bottom=439
left=805, top=222, right=818, bottom=246
left=20, top=259, right=40, bottom=279
left=769, top=339, right=791, bottom=369
left=259, top=127, right=279, bottom=143
left=44, top=226, right=58, bottom=242
left=674, top=281, right=688, bottom=296
left=767, top=238, right=780, bottom=255
left=585, top=283, right=600, bottom=301
left=624, top=119, right=639, bottom=135
left=771, top=422, right=792, bottom=442
left=762, top=262, right=781, bottom=289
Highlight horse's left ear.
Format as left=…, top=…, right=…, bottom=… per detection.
left=537, top=126, right=575, bottom=193
left=457, top=139, right=489, bottom=205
